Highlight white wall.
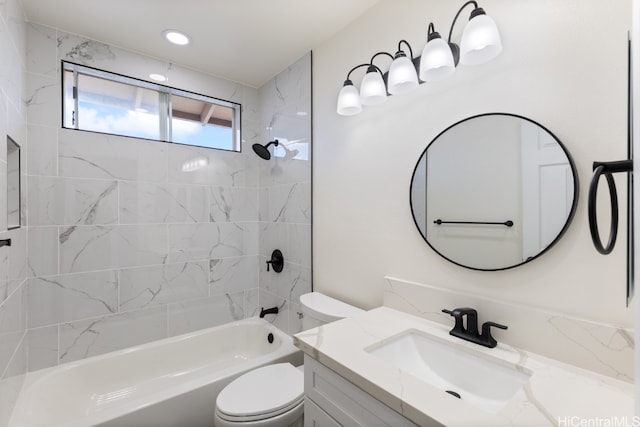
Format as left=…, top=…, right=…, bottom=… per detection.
left=313, top=0, right=633, bottom=328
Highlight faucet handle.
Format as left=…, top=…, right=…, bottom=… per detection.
left=480, top=321, right=508, bottom=348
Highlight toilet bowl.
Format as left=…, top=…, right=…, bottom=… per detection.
left=213, top=292, right=364, bottom=427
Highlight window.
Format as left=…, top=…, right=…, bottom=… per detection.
left=62, top=62, right=241, bottom=151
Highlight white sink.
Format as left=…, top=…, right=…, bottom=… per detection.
left=366, top=329, right=531, bottom=414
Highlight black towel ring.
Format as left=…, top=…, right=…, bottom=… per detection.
left=587, top=160, right=633, bottom=255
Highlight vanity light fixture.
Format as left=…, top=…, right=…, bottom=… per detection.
left=336, top=0, right=501, bottom=116
left=163, top=29, right=190, bottom=46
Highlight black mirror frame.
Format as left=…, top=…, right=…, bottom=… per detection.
left=409, top=112, right=580, bottom=271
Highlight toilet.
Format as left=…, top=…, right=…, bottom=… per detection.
left=213, top=292, right=364, bottom=427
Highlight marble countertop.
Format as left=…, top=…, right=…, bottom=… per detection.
left=293, top=307, right=634, bottom=426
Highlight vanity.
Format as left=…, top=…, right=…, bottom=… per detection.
left=293, top=113, right=633, bottom=425
left=294, top=304, right=633, bottom=426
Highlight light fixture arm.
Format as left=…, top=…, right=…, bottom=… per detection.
left=346, top=63, right=371, bottom=81
left=427, top=22, right=437, bottom=38
left=397, top=39, right=415, bottom=59
left=370, top=51, right=393, bottom=63
left=447, top=0, right=479, bottom=65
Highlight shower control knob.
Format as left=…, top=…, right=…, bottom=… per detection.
left=266, top=249, right=284, bottom=273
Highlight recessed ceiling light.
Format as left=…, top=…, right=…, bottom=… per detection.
left=163, top=30, right=190, bottom=46
left=149, top=73, right=167, bottom=82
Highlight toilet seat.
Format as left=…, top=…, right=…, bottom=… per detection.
left=216, top=363, right=304, bottom=422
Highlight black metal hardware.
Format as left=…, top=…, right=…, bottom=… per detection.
left=267, top=333, right=274, bottom=344
left=266, top=249, right=284, bottom=273
left=442, top=307, right=507, bottom=348
left=252, top=140, right=279, bottom=160
left=446, top=390, right=461, bottom=399
left=260, top=306, right=279, bottom=318
left=588, top=160, right=633, bottom=255
left=0, top=239, right=11, bottom=247
left=434, top=219, right=514, bottom=227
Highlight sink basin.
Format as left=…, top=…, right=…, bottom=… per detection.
left=366, top=329, right=531, bottom=414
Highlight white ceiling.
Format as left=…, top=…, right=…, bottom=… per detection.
left=22, top=0, right=381, bottom=88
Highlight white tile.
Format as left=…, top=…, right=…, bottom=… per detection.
left=25, top=73, right=59, bottom=127
left=28, top=176, right=118, bottom=226
left=167, top=222, right=246, bottom=263
left=209, top=186, right=258, bottom=222
left=267, top=182, right=311, bottom=224
left=209, top=255, right=258, bottom=296
left=244, top=288, right=260, bottom=318
left=167, top=293, right=243, bottom=337
left=0, top=283, right=25, bottom=378
left=59, top=224, right=168, bottom=274
left=288, top=223, right=311, bottom=268
left=57, top=33, right=117, bottom=67
left=27, top=226, right=58, bottom=277
left=0, top=336, right=26, bottom=427
left=27, top=325, right=58, bottom=371
left=59, top=306, right=167, bottom=364
left=167, top=143, right=246, bottom=186
left=26, top=124, right=57, bottom=176
left=59, top=129, right=167, bottom=182
left=26, top=23, right=57, bottom=77
left=119, top=261, right=209, bottom=311
left=119, top=181, right=209, bottom=224
left=27, top=271, right=118, bottom=328
left=259, top=222, right=288, bottom=258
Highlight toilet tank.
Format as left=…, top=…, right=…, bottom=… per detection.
left=299, top=292, right=364, bottom=330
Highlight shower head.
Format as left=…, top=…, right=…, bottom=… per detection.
left=252, top=140, right=279, bottom=160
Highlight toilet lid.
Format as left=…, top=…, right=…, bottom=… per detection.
left=216, top=363, right=304, bottom=421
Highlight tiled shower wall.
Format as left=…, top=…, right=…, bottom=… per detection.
left=0, top=0, right=28, bottom=423
left=257, top=54, right=312, bottom=335
left=25, top=23, right=311, bottom=371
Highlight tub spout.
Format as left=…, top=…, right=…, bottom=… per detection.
left=260, top=306, right=279, bottom=318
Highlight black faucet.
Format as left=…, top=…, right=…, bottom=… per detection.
left=260, top=306, right=279, bottom=318
left=442, top=307, right=507, bottom=348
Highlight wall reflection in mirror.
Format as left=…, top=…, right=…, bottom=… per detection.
left=410, top=113, right=578, bottom=270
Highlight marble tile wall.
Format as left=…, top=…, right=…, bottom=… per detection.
left=23, top=22, right=308, bottom=373
left=0, top=0, right=28, bottom=424
left=257, top=53, right=312, bottom=335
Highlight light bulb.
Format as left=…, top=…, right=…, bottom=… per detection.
left=360, top=67, right=387, bottom=106
left=460, top=10, right=502, bottom=65
left=419, top=35, right=455, bottom=82
left=387, top=52, right=419, bottom=95
left=336, top=80, right=362, bottom=116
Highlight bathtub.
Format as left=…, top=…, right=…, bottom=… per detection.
left=9, top=318, right=302, bottom=427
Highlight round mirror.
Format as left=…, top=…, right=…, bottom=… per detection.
left=410, top=113, right=579, bottom=271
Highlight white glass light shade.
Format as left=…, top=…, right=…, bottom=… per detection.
left=419, top=38, right=455, bottom=82
left=360, top=70, right=387, bottom=106
left=336, top=83, right=362, bottom=116
left=387, top=55, right=419, bottom=95
left=460, top=14, right=502, bottom=65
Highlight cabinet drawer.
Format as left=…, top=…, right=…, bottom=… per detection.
left=304, top=355, right=418, bottom=427
left=305, top=398, right=342, bottom=427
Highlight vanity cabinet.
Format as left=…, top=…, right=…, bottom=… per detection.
left=303, top=355, right=418, bottom=427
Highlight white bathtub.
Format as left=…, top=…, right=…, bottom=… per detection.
left=9, top=318, right=302, bottom=427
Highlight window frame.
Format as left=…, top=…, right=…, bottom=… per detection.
left=61, top=61, right=242, bottom=152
